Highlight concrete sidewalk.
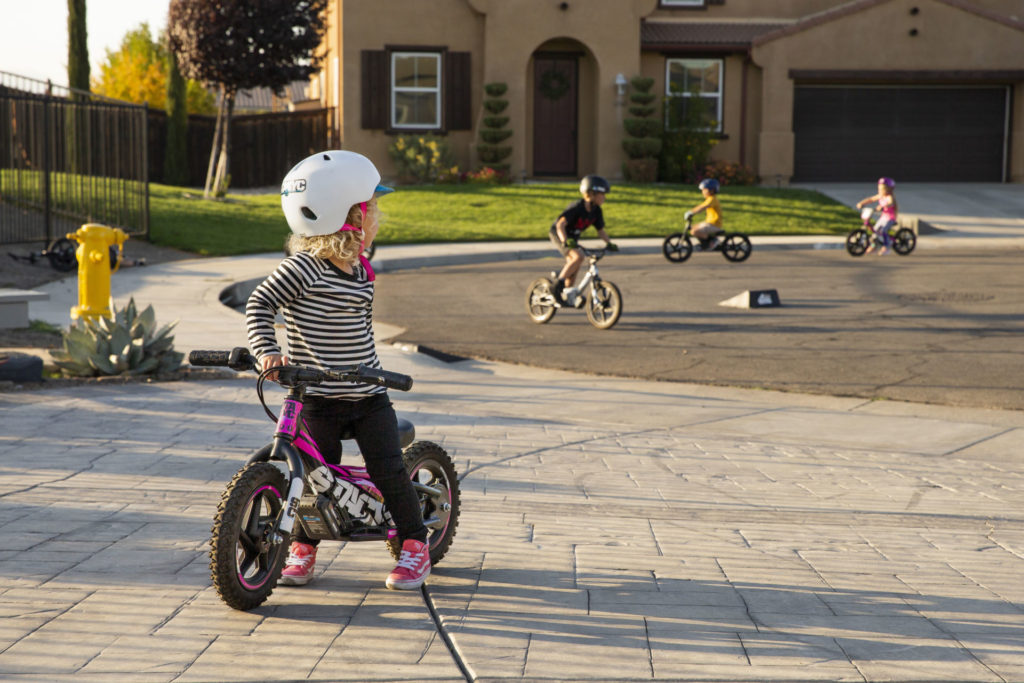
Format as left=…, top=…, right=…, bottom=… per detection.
left=1, top=314, right=1023, bottom=681
left=1, top=184, right=1023, bottom=681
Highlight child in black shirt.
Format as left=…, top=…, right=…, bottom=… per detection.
left=548, top=175, right=618, bottom=305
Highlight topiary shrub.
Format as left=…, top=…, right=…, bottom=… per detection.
left=621, top=76, right=661, bottom=183
left=476, top=82, right=512, bottom=176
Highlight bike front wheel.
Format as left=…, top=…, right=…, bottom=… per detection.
left=846, top=229, right=871, bottom=256
left=45, top=237, right=78, bottom=272
left=525, top=277, right=557, bottom=324
left=662, top=233, right=692, bottom=263
left=210, top=462, right=290, bottom=611
left=388, top=441, right=460, bottom=565
left=586, top=280, right=622, bottom=330
left=721, top=234, right=752, bottom=262
left=893, top=228, right=916, bottom=255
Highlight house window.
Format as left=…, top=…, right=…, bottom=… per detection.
left=665, top=58, right=723, bottom=132
left=391, top=52, right=441, bottom=129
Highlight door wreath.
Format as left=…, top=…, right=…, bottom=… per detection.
left=539, top=68, right=571, bottom=100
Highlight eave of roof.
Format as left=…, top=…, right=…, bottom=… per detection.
left=641, top=20, right=791, bottom=52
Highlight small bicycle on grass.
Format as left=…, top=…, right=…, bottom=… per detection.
left=662, top=218, right=752, bottom=263
left=189, top=347, right=460, bottom=611
left=846, top=207, right=916, bottom=257
left=525, top=245, right=622, bottom=330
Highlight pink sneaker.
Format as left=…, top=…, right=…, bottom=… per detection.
left=279, top=542, right=316, bottom=586
left=386, top=539, right=431, bottom=590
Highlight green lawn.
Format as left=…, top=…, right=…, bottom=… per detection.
left=149, top=182, right=857, bottom=256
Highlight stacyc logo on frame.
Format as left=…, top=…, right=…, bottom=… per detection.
left=281, top=179, right=307, bottom=196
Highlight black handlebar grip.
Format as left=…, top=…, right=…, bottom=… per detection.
left=189, top=350, right=231, bottom=366
left=357, top=365, right=413, bottom=392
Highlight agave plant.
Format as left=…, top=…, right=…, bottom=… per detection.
left=51, top=298, right=184, bottom=377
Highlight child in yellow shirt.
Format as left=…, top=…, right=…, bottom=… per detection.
left=685, top=178, right=723, bottom=250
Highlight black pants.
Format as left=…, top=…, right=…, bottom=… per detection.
left=298, top=392, right=427, bottom=546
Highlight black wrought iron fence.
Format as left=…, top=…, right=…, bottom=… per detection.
left=0, top=71, right=149, bottom=246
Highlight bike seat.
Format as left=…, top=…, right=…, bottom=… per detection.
left=338, top=417, right=415, bottom=449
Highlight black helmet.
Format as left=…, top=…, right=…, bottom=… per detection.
left=580, top=175, right=610, bottom=195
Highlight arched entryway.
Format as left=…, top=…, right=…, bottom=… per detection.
left=529, top=39, right=597, bottom=177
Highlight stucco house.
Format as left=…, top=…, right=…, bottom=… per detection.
left=312, top=0, right=1024, bottom=184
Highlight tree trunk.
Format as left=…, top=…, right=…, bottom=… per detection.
left=203, top=86, right=226, bottom=199
left=212, top=92, right=235, bottom=197
left=67, top=0, right=89, bottom=92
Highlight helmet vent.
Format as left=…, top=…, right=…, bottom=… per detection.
left=323, top=154, right=331, bottom=161
left=301, top=207, right=318, bottom=220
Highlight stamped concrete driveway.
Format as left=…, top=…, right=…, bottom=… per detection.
left=374, top=246, right=1024, bottom=411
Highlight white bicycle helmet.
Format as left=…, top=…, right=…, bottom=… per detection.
left=280, top=150, right=393, bottom=237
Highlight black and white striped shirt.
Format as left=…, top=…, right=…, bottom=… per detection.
left=246, top=251, right=383, bottom=399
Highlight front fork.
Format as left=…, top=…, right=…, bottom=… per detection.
left=246, top=395, right=308, bottom=541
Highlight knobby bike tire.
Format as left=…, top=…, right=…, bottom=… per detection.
left=586, top=280, right=623, bottom=330
left=387, top=441, right=461, bottom=564
left=525, top=277, right=557, bottom=324
left=210, top=462, right=290, bottom=611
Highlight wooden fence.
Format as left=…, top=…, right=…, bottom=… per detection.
left=147, top=108, right=334, bottom=188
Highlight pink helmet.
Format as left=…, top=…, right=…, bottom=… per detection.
left=877, top=177, right=895, bottom=188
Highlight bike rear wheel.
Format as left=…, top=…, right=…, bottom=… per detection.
left=388, top=441, right=460, bottom=565
left=893, top=228, right=916, bottom=255
left=662, top=233, right=692, bottom=263
left=210, top=462, right=289, bottom=611
left=846, top=229, right=871, bottom=256
left=721, top=234, right=752, bottom=262
left=525, top=277, right=557, bottom=323
left=586, top=280, right=622, bottom=330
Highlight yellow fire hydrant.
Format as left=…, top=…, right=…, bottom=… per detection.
left=68, top=223, right=128, bottom=321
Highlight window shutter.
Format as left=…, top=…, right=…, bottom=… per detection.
left=361, top=50, right=388, bottom=129
left=445, top=51, right=472, bottom=131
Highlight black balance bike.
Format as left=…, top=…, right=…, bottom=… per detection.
left=662, top=218, right=752, bottom=263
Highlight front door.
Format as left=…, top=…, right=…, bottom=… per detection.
left=533, top=54, right=578, bottom=176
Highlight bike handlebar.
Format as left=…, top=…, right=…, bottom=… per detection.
left=188, top=347, right=413, bottom=391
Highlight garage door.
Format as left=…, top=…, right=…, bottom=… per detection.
left=793, top=86, right=1007, bottom=182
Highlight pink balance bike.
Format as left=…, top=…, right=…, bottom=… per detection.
left=846, top=207, right=916, bottom=256
left=189, top=348, right=460, bottom=611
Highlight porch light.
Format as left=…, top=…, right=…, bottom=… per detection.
left=614, top=73, right=628, bottom=96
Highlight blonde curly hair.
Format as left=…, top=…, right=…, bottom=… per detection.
left=286, top=201, right=379, bottom=265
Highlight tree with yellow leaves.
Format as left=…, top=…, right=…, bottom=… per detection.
left=93, top=23, right=214, bottom=115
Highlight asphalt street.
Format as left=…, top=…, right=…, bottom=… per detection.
left=373, top=246, right=1024, bottom=411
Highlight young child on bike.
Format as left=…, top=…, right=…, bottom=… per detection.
left=246, top=150, right=430, bottom=591
left=856, top=177, right=898, bottom=255
left=685, top=178, right=723, bottom=250
left=549, top=174, right=618, bottom=305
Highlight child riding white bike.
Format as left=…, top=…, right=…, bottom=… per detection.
left=856, top=177, right=898, bottom=255
left=245, top=150, right=431, bottom=591
left=549, top=175, right=618, bottom=305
